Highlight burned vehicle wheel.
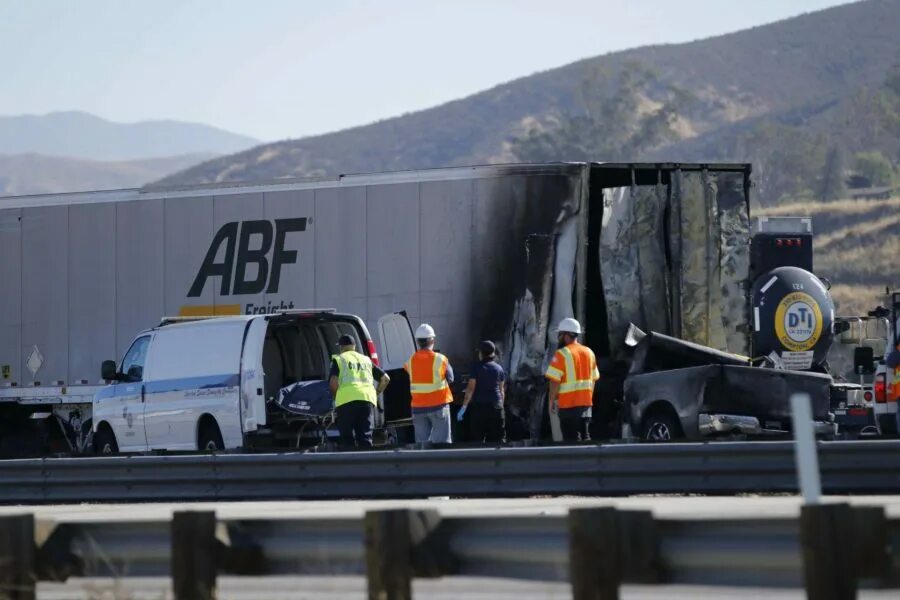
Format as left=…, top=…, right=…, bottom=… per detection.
left=93, top=426, right=119, bottom=455
left=643, top=410, right=683, bottom=442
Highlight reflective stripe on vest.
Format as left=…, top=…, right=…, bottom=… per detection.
left=333, top=351, right=377, bottom=407
left=406, top=350, right=453, bottom=408
left=555, top=343, right=597, bottom=409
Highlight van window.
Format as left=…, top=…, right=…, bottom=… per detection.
left=121, top=336, right=151, bottom=382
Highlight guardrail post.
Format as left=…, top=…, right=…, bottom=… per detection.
left=569, top=507, right=620, bottom=600
left=800, top=503, right=855, bottom=600
left=0, top=514, right=36, bottom=600
left=365, top=509, right=450, bottom=600
left=172, top=511, right=217, bottom=600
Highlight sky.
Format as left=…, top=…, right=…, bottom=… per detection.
left=0, top=0, right=856, bottom=142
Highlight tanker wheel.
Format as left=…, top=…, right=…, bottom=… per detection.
left=93, top=425, right=119, bottom=455
left=643, top=410, right=683, bottom=442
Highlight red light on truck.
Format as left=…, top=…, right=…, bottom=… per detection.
left=367, top=339, right=380, bottom=366
left=864, top=391, right=873, bottom=402
left=776, top=239, right=783, bottom=247
left=875, top=380, right=886, bottom=403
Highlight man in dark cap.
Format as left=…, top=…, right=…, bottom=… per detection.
left=329, top=334, right=390, bottom=449
left=458, top=340, right=506, bottom=443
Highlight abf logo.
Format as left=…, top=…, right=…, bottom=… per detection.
left=188, top=218, right=307, bottom=297
left=775, top=292, right=823, bottom=351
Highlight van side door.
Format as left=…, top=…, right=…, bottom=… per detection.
left=241, top=317, right=268, bottom=433
left=107, top=335, right=151, bottom=451
left=376, top=312, right=416, bottom=424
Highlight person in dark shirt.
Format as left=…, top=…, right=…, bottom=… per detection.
left=458, top=340, right=506, bottom=443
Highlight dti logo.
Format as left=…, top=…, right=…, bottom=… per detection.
left=785, top=302, right=815, bottom=342
left=775, top=291, right=823, bottom=352
left=189, top=218, right=307, bottom=297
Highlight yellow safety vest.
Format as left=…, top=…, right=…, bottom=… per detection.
left=333, top=351, right=377, bottom=407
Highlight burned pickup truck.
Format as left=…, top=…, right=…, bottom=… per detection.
left=623, top=327, right=835, bottom=441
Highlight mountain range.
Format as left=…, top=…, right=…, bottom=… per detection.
left=0, top=111, right=258, bottom=196
left=155, top=0, right=900, bottom=189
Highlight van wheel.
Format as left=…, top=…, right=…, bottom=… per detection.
left=93, top=426, right=119, bottom=455
left=198, top=421, right=224, bottom=452
left=643, top=410, right=683, bottom=442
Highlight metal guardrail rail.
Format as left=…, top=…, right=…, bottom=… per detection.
left=1, top=503, right=897, bottom=599
left=2, top=440, right=900, bottom=503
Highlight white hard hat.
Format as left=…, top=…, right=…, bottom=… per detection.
left=556, top=317, right=582, bottom=335
left=415, top=323, right=436, bottom=339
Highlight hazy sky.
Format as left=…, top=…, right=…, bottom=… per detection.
left=0, top=0, right=854, bottom=141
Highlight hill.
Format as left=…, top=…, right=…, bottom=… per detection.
left=156, top=0, right=900, bottom=189
left=0, top=153, right=215, bottom=197
left=0, top=111, right=258, bottom=161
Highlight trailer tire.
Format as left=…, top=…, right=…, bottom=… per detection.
left=642, top=407, right=683, bottom=442
left=93, top=425, right=119, bottom=455
left=198, top=419, right=224, bottom=452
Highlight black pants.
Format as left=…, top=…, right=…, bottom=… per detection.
left=336, top=401, right=375, bottom=449
left=469, top=404, right=505, bottom=443
left=559, top=407, right=591, bottom=442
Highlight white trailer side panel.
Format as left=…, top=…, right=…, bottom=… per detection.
left=0, top=209, right=21, bottom=385
left=68, top=203, right=116, bottom=383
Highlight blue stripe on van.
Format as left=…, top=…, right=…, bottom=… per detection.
left=95, top=374, right=240, bottom=399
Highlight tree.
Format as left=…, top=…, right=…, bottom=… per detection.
left=818, top=145, right=848, bottom=201
left=510, top=62, right=691, bottom=162
left=854, top=152, right=895, bottom=187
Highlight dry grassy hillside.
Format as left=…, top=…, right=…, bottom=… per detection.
left=758, top=196, right=900, bottom=314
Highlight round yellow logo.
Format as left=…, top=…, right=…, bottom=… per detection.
left=774, top=292, right=823, bottom=351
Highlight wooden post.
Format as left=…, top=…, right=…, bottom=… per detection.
left=364, top=509, right=448, bottom=600
left=800, top=503, right=855, bottom=600
left=0, top=514, right=36, bottom=600
left=569, top=507, right=620, bottom=600
left=171, top=511, right=217, bottom=600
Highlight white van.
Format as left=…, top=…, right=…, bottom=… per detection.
left=92, top=310, right=415, bottom=453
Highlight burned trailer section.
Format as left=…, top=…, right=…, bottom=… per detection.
left=469, top=171, right=584, bottom=439
left=592, top=166, right=752, bottom=361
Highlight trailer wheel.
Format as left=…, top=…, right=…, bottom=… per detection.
left=93, top=425, right=119, bottom=455
left=198, top=419, right=224, bottom=452
left=642, top=409, right=683, bottom=442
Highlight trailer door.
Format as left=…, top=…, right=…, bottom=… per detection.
left=376, top=311, right=416, bottom=423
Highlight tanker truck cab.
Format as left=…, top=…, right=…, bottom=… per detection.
left=92, top=310, right=415, bottom=453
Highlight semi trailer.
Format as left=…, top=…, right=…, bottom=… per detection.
left=0, top=161, right=850, bottom=453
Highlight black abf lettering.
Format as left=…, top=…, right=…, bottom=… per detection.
left=189, top=217, right=307, bottom=298
left=233, top=220, right=273, bottom=295
left=188, top=222, right=238, bottom=297
left=267, top=218, right=307, bottom=293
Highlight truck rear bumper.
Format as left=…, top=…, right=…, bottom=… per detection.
left=698, top=413, right=836, bottom=436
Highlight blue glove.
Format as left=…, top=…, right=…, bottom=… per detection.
left=457, top=406, right=467, bottom=422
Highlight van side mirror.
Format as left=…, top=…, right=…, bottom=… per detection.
left=853, top=347, right=875, bottom=375
left=101, top=360, right=119, bottom=382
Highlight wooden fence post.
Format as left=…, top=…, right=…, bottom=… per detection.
left=0, top=514, right=36, bottom=600
left=800, top=503, right=855, bottom=600
left=171, top=511, right=217, bottom=600
left=364, top=509, right=448, bottom=600
left=569, top=507, right=620, bottom=600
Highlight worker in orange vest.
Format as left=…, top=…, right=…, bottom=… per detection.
left=545, top=317, right=599, bottom=442
left=405, top=324, right=455, bottom=444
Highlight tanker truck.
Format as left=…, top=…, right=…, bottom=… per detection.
left=0, top=161, right=848, bottom=453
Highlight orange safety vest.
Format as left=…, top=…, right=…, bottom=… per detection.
left=544, top=341, right=600, bottom=409
left=404, top=349, right=453, bottom=408
left=892, top=366, right=900, bottom=402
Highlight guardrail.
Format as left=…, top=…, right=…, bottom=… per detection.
left=1, top=503, right=897, bottom=599
left=2, top=439, right=900, bottom=503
